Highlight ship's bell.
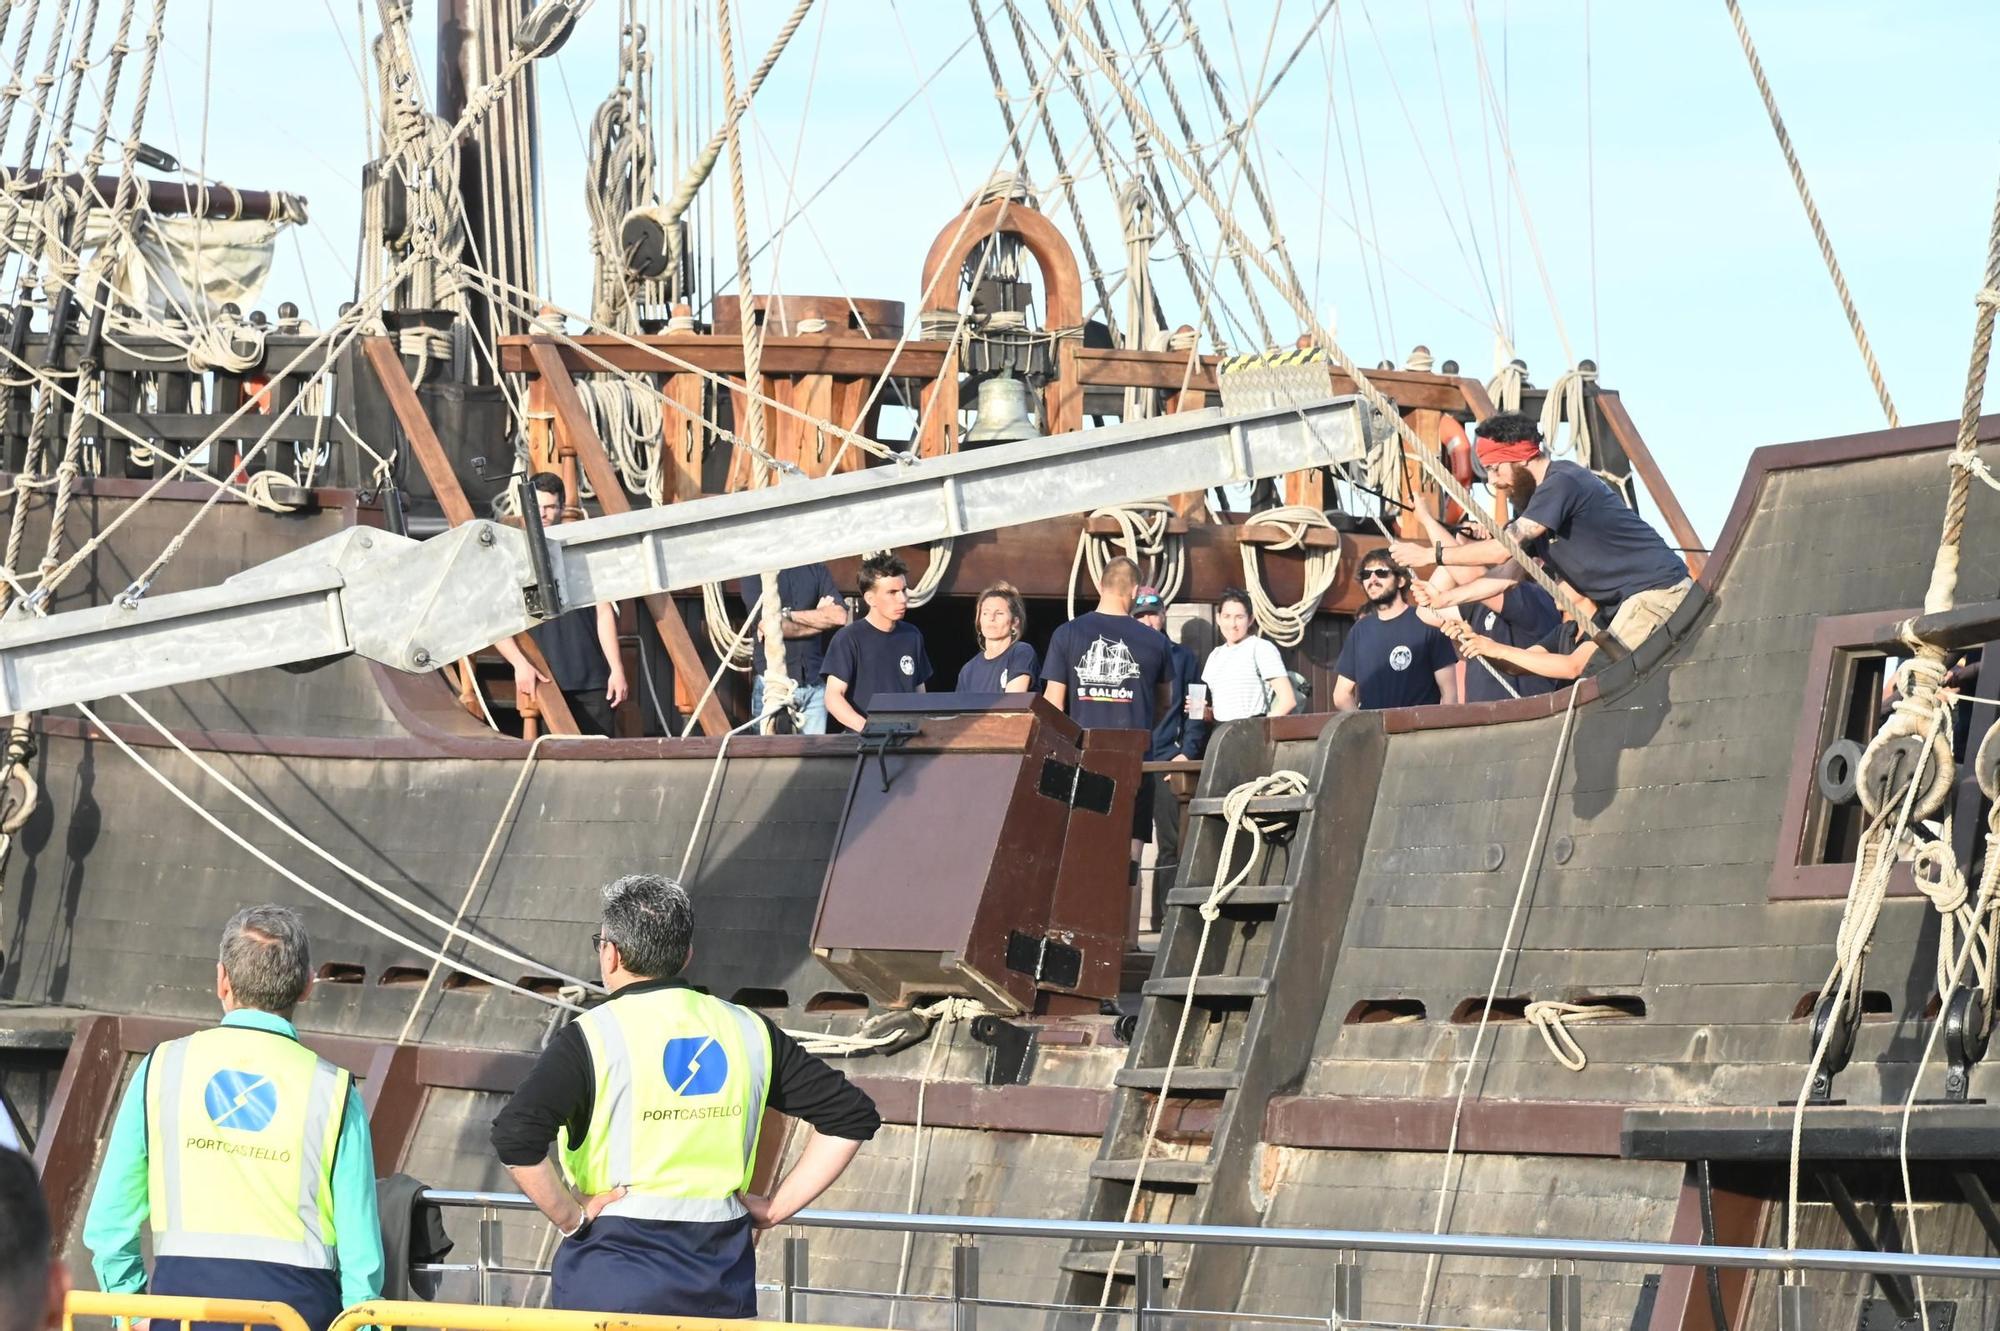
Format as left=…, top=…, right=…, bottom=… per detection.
left=965, top=374, right=1041, bottom=445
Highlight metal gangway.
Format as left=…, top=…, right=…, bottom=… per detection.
left=402, top=1189, right=2000, bottom=1331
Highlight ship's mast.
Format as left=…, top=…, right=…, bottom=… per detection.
left=437, top=0, right=543, bottom=374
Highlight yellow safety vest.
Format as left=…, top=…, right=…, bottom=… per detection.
left=145, top=1024, right=347, bottom=1269
left=561, top=986, right=772, bottom=1223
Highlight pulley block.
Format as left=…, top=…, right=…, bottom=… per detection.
left=1818, top=737, right=1864, bottom=804
left=1976, top=720, right=2000, bottom=802
left=1943, top=986, right=1992, bottom=1102
left=1857, top=730, right=1951, bottom=821
left=1809, top=987, right=1859, bottom=1100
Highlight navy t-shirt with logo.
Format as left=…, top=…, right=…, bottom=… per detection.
left=1520, top=460, right=1688, bottom=612
left=955, top=641, right=1040, bottom=693
left=821, top=618, right=932, bottom=731
left=734, top=563, right=840, bottom=684
left=1464, top=584, right=1563, bottom=703
left=1041, top=611, right=1171, bottom=732
left=1335, top=606, right=1456, bottom=709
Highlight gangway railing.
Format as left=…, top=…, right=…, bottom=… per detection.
left=416, top=1188, right=2000, bottom=1330
left=64, top=1291, right=312, bottom=1331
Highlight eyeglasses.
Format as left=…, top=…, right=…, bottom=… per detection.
left=590, top=932, right=609, bottom=951
left=1358, top=568, right=1396, bottom=582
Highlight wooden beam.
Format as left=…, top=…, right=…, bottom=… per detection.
left=361, top=337, right=580, bottom=736
left=1596, top=390, right=1706, bottom=578
left=33, top=1015, right=124, bottom=1248
left=527, top=338, right=732, bottom=738
left=360, top=1043, right=427, bottom=1176
left=498, top=333, right=949, bottom=380
left=1458, top=376, right=1498, bottom=419
left=1647, top=1163, right=1766, bottom=1331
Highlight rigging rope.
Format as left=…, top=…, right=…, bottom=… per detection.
left=1416, top=681, right=1582, bottom=1321
left=1047, top=0, right=1600, bottom=637
left=714, top=0, right=795, bottom=735
left=1722, top=0, right=1897, bottom=429
left=1237, top=504, right=1340, bottom=648
left=79, top=699, right=587, bottom=1011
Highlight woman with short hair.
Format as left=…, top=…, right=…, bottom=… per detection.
left=955, top=582, right=1039, bottom=693
left=1192, top=588, right=1297, bottom=721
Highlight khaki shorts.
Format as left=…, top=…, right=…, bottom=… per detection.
left=1607, top=578, right=1692, bottom=651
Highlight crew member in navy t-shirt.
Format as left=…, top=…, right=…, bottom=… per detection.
left=734, top=562, right=846, bottom=733
left=955, top=582, right=1039, bottom=693
left=823, top=553, right=932, bottom=733
left=1461, top=583, right=1562, bottom=703
left=1333, top=553, right=1458, bottom=711
left=1042, top=556, right=1172, bottom=861
left=1391, top=411, right=1691, bottom=653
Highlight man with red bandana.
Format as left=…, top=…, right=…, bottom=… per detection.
left=1389, top=411, right=1691, bottom=666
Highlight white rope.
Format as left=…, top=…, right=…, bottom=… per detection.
left=1094, top=770, right=1306, bottom=1314
left=1237, top=505, right=1341, bottom=648
left=888, top=996, right=986, bottom=1323
left=1523, top=1000, right=1625, bottom=1073
left=1066, top=502, right=1185, bottom=620
left=1416, top=681, right=1583, bottom=1321
left=77, top=699, right=586, bottom=1011
left=118, top=694, right=603, bottom=996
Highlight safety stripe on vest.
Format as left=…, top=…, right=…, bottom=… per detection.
left=149, top=1034, right=344, bottom=1270
left=603, top=1193, right=748, bottom=1223
left=719, top=1002, right=770, bottom=1165
left=154, top=1038, right=191, bottom=1236
left=592, top=1005, right=637, bottom=1190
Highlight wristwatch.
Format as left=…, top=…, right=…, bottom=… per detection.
left=1433, top=541, right=1445, bottom=567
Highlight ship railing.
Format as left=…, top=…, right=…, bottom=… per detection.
left=415, top=1188, right=2000, bottom=1330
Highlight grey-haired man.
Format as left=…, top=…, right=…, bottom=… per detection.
left=491, top=874, right=879, bottom=1316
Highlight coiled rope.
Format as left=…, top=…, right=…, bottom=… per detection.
left=1237, top=505, right=1341, bottom=648
left=1067, top=502, right=1185, bottom=619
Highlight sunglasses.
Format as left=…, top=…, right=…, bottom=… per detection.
left=1358, top=568, right=1397, bottom=582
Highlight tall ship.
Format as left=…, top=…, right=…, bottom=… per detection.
left=4, top=3, right=2000, bottom=1329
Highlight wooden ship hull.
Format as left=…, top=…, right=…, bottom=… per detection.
left=8, top=389, right=2000, bottom=1328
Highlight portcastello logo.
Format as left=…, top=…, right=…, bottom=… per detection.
left=661, top=1036, right=729, bottom=1096
left=203, top=1070, right=279, bottom=1132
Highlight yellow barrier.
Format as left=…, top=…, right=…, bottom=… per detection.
left=64, top=1290, right=312, bottom=1331
left=328, top=1303, right=878, bottom=1331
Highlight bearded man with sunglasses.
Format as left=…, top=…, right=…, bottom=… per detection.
left=1332, top=554, right=1458, bottom=711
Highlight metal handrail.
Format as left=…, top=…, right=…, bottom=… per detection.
left=416, top=1189, right=2000, bottom=1282
left=65, top=1291, right=312, bottom=1331
left=328, top=1302, right=877, bottom=1331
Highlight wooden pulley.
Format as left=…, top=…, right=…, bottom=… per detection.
left=619, top=207, right=682, bottom=281
left=1977, top=718, right=2000, bottom=802
left=515, top=0, right=584, bottom=57
left=1857, top=726, right=1953, bottom=822
left=1817, top=737, right=1863, bottom=805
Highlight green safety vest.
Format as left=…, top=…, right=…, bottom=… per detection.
left=561, top=986, right=773, bottom=1223
left=145, top=1024, right=348, bottom=1270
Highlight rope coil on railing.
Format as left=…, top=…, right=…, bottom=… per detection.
left=1237, top=505, right=1340, bottom=648
left=1067, top=502, right=1184, bottom=619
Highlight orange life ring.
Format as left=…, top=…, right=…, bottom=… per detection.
left=1438, top=416, right=1476, bottom=526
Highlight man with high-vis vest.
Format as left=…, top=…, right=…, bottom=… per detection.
left=83, top=905, right=383, bottom=1330
left=491, top=873, right=880, bottom=1316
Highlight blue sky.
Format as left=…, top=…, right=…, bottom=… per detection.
left=151, top=2, right=2000, bottom=546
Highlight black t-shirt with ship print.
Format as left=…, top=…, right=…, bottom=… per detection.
left=1041, top=610, right=1171, bottom=732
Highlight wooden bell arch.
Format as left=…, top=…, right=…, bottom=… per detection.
left=915, top=200, right=1085, bottom=455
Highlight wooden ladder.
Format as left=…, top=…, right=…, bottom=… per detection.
left=1057, top=710, right=1385, bottom=1313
